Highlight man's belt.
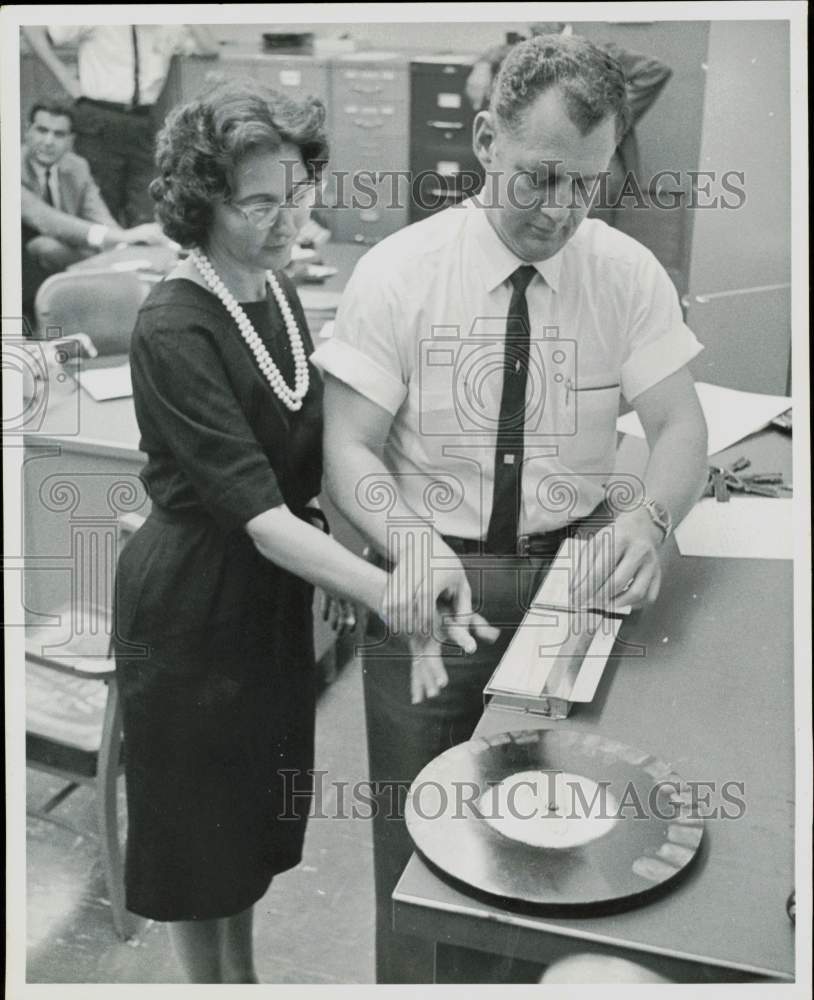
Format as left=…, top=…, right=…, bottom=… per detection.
left=76, top=96, right=153, bottom=115
left=443, top=528, right=571, bottom=557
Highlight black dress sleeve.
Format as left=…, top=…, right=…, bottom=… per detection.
left=130, top=310, right=286, bottom=533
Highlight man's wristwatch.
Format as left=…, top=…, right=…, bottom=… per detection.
left=641, top=498, right=673, bottom=542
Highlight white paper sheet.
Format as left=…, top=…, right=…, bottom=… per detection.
left=617, top=382, right=790, bottom=456
left=675, top=497, right=794, bottom=559
left=73, top=363, right=133, bottom=401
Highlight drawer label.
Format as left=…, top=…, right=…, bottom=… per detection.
left=438, top=92, right=462, bottom=109
left=437, top=160, right=461, bottom=176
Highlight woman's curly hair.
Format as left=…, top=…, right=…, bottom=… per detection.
left=150, top=77, right=329, bottom=247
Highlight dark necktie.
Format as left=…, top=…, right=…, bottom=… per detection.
left=42, top=167, right=54, bottom=206
left=485, top=264, right=538, bottom=555
left=131, top=26, right=141, bottom=107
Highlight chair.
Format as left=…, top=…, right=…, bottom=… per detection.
left=26, top=512, right=145, bottom=940
left=33, top=269, right=151, bottom=355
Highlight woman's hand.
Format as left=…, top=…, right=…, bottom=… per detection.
left=407, top=612, right=499, bottom=705
left=320, top=591, right=357, bottom=636
left=380, top=534, right=498, bottom=654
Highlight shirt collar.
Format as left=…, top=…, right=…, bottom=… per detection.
left=464, top=195, right=563, bottom=295
left=28, top=157, right=58, bottom=184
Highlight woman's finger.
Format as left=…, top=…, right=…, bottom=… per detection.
left=412, top=660, right=437, bottom=703
left=342, top=600, right=357, bottom=632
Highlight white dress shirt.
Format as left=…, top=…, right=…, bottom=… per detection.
left=47, top=24, right=198, bottom=106
left=312, top=198, right=703, bottom=539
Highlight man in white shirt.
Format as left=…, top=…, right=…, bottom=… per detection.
left=21, top=101, right=169, bottom=320
left=314, top=34, right=708, bottom=983
left=23, top=24, right=217, bottom=225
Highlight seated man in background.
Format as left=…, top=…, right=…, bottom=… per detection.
left=21, top=101, right=168, bottom=321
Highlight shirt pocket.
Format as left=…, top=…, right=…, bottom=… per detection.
left=556, top=380, right=621, bottom=471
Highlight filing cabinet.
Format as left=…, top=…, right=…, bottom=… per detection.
left=409, top=55, right=484, bottom=223
left=175, top=50, right=331, bottom=105
left=327, top=52, right=410, bottom=245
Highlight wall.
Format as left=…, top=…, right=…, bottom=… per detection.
left=206, top=20, right=530, bottom=56
left=576, top=21, right=710, bottom=187
left=685, top=20, right=791, bottom=394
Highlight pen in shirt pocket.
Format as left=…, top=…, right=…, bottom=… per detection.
left=564, top=376, right=621, bottom=407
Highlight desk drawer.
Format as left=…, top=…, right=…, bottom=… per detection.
left=411, top=135, right=480, bottom=171
left=411, top=61, right=474, bottom=118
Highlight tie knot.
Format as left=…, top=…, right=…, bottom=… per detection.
left=509, top=265, right=537, bottom=295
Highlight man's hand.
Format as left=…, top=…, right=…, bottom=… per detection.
left=571, top=509, right=663, bottom=611
left=121, top=222, right=174, bottom=247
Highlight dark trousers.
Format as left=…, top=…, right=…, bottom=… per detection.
left=361, top=538, right=568, bottom=983
left=21, top=224, right=96, bottom=327
left=73, top=100, right=156, bottom=226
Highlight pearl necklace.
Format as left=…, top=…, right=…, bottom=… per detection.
left=190, top=247, right=310, bottom=412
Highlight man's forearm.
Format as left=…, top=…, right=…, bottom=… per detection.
left=638, top=415, right=708, bottom=529
left=324, top=441, right=438, bottom=561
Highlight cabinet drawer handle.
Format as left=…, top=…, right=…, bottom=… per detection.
left=353, top=118, right=384, bottom=129
left=350, top=84, right=385, bottom=94
left=426, top=119, right=464, bottom=130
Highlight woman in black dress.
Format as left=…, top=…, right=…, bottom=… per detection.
left=114, top=79, right=403, bottom=983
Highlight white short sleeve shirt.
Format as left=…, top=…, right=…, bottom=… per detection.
left=47, top=25, right=197, bottom=106
left=312, top=199, right=702, bottom=539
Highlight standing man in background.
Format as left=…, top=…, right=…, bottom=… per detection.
left=22, top=24, right=218, bottom=226
left=466, top=23, right=673, bottom=227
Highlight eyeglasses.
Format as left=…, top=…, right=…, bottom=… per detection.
left=227, top=180, right=326, bottom=230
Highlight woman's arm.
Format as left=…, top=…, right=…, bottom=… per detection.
left=246, top=504, right=388, bottom=614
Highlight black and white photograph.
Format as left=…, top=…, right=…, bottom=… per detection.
left=2, top=3, right=810, bottom=994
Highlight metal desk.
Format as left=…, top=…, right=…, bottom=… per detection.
left=393, top=429, right=795, bottom=983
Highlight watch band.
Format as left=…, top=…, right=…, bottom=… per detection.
left=642, top=498, right=672, bottom=541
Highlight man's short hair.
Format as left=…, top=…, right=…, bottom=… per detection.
left=492, top=34, right=630, bottom=141
left=29, top=101, right=75, bottom=130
